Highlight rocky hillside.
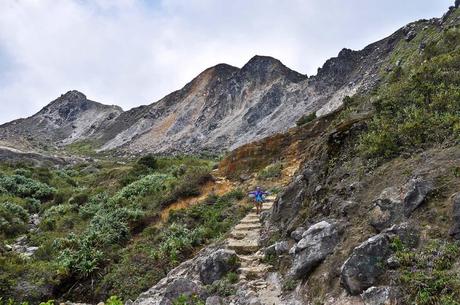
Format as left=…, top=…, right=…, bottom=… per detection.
left=0, top=21, right=409, bottom=155
left=128, top=4, right=460, bottom=305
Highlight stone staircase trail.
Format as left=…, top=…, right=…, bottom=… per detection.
left=227, top=195, right=283, bottom=305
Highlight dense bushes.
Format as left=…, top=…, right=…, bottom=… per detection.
left=0, top=174, right=56, bottom=200
left=0, top=156, right=220, bottom=302
left=393, top=239, right=460, bottom=305
left=0, top=202, right=29, bottom=237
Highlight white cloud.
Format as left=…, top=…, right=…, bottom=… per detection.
left=0, top=0, right=453, bottom=123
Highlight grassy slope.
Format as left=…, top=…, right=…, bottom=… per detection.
left=0, top=155, right=248, bottom=303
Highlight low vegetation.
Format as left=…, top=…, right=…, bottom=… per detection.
left=296, top=112, right=317, bottom=126
left=0, top=155, right=245, bottom=303
left=392, top=238, right=460, bottom=305
left=357, top=25, right=460, bottom=161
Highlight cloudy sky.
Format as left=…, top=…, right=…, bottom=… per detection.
left=0, top=0, right=453, bottom=124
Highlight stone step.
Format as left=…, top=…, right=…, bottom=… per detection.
left=242, top=214, right=260, bottom=220
left=237, top=254, right=260, bottom=263
left=228, top=238, right=260, bottom=254
left=230, top=230, right=251, bottom=240
left=239, top=265, right=271, bottom=279
left=240, top=218, right=261, bottom=225
left=235, top=223, right=262, bottom=230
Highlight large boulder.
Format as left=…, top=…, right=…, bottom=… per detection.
left=369, top=187, right=401, bottom=232
left=402, top=177, right=433, bottom=217
left=449, top=193, right=460, bottom=239
left=271, top=160, right=325, bottom=233
left=369, top=177, right=433, bottom=232
left=205, top=296, right=223, bottom=305
left=265, top=241, right=290, bottom=256
left=199, top=249, right=239, bottom=285
left=361, top=286, right=399, bottom=305
left=289, top=220, right=341, bottom=279
left=164, top=278, right=205, bottom=301
left=341, top=224, right=418, bottom=295
left=340, top=234, right=392, bottom=295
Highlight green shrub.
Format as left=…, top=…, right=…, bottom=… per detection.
left=137, top=154, right=158, bottom=170
left=0, top=202, right=29, bottom=237
left=166, top=167, right=212, bottom=204
left=258, top=162, right=282, bottom=180
left=172, top=295, right=204, bottom=305
left=55, top=232, right=106, bottom=278
left=395, top=240, right=460, bottom=305
left=206, top=275, right=237, bottom=297
left=105, top=296, right=123, bottom=305
left=296, top=112, right=317, bottom=126
left=114, top=174, right=175, bottom=202
left=0, top=174, right=56, bottom=200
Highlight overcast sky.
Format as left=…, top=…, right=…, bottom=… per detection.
left=0, top=0, right=453, bottom=124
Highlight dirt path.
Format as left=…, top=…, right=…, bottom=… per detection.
left=226, top=195, right=283, bottom=305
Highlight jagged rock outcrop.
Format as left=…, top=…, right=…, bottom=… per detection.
left=289, top=220, right=341, bottom=279
left=198, top=249, right=239, bottom=285
left=369, top=177, right=433, bottom=232
left=361, top=286, right=399, bottom=305
left=341, top=224, right=419, bottom=295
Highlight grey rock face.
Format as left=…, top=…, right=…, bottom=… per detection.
left=199, top=249, right=239, bottom=285
left=0, top=90, right=123, bottom=150
left=265, top=241, right=290, bottom=256
left=164, top=278, right=205, bottom=301
left=361, top=286, right=399, bottom=305
left=449, top=193, right=460, bottom=239
left=369, top=177, right=433, bottom=232
left=340, top=234, right=392, bottom=295
left=341, top=223, right=418, bottom=295
left=456, top=0, right=460, bottom=8
left=272, top=161, right=325, bottom=233
left=402, top=177, right=433, bottom=217
left=289, top=220, right=340, bottom=279
left=369, top=187, right=401, bottom=232
left=405, top=30, right=417, bottom=42
left=1, top=21, right=405, bottom=156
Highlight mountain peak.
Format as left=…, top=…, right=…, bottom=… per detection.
left=241, top=55, right=307, bottom=82
left=61, top=90, right=87, bottom=100
left=242, top=55, right=283, bottom=70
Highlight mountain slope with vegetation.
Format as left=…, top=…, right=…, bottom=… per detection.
left=127, top=4, right=460, bottom=305
left=1, top=3, right=460, bottom=305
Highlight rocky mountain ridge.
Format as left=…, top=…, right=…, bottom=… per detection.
left=0, top=21, right=408, bottom=155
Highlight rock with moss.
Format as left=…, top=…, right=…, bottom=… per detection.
left=341, top=224, right=418, bottom=295
left=198, top=249, right=239, bottom=285
left=341, top=233, right=392, bottom=295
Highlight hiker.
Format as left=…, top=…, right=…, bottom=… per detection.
left=249, top=187, right=268, bottom=214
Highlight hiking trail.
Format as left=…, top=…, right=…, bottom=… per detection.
left=227, top=195, right=283, bottom=305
